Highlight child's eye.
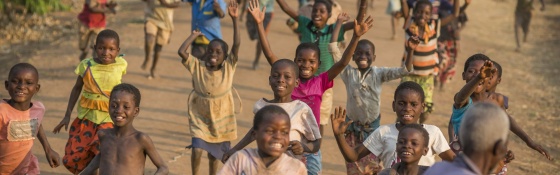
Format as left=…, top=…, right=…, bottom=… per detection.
left=411, top=103, right=417, bottom=107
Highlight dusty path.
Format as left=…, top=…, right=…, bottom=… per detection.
left=1, top=0, right=558, bottom=174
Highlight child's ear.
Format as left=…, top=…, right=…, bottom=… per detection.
left=372, top=55, right=377, bottom=62
left=423, top=146, right=429, bottom=156
left=35, top=84, right=41, bottom=93
left=392, top=100, right=396, bottom=112
left=497, top=77, right=502, bottom=84
left=251, top=128, right=257, bottom=140
left=4, top=80, right=8, bottom=91
left=295, top=78, right=300, bottom=87
left=134, top=107, right=140, bottom=117
left=462, top=72, right=466, bottom=80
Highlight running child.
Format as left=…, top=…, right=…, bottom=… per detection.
left=0, top=63, right=60, bottom=174
left=218, top=105, right=307, bottom=175
left=177, top=1, right=240, bottom=174
left=241, top=0, right=275, bottom=69
left=53, top=29, right=127, bottom=174
left=78, top=0, right=118, bottom=60
left=327, top=13, right=417, bottom=174
left=515, top=0, right=545, bottom=51
left=377, top=124, right=430, bottom=175
left=387, top=0, right=403, bottom=40
left=332, top=81, right=455, bottom=171
left=187, top=0, right=227, bottom=58
left=80, top=83, right=168, bottom=175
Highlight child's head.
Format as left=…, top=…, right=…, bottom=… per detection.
left=311, top=0, right=332, bottom=28
left=109, top=83, right=141, bottom=127
left=393, top=81, right=425, bottom=125
left=206, top=39, right=229, bottom=67
left=486, top=60, right=502, bottom=91
left=252, top=105, right=291, bottom=159
left=413, top=0, right=433, bottom=26
left=462, top=53, right=491, bottom=93
left=354, top=39, right=376, bottom=70
left=5, top=63, right=40, bottom=105
left=294, top=43, right=320, bottom=79
left=397, top=124, right=429, bottom=164
left=94, top=29, right=121, bottom=65
left=270, top=59, right=300, bottom=98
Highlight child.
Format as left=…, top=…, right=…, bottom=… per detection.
left=387, top=0, right=403, bottom=40
left=177, top=1, right=240, bottom=174
left=187, top=0, right=227, bottom=58
left=241, top=0, right=275, bottom=69
left=53, top=29, right=127, bottom=174
left=515, top=0, right=545, bottom=51
left=78, top=0, right=118, bottom=60
left=400, top=0, right=468, bottom=124
left=331, top=81, right=455, bottom=171
left=328, top=13, right=417, bottom=174
left=80, top=83, right=168, bottom=175
left=141, top=0, right=180, bottom=79
left=0, top=63, right=60, bottom=174
left=377, top=124, right=430, bottom=175
left=218, top=105, right=307, bottom=175
left=222, top=59, right=322, bottom=174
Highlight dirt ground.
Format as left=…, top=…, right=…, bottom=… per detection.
left=0, top=0, right=558, bottom=174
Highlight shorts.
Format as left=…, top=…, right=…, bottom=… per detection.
left=515, top=10, right=532, bottom=33
left=319, top=88, right=333, bottom=125
left=304, top=150, right=322, bottom=175
left=145, top=21, right=172, bottom=46
left=401, top=75, right=434, bottom=113
left=189, top=137, right=231, bottom=160
left=63, top=118, right=113, bottom=174
left=78, top=24, right=103, bottom=51
left=246, top=12, right=273, bottom=40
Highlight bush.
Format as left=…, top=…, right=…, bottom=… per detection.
left=1, top=0, right=70, bottom=15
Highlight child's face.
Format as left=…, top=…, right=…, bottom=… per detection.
left=295, top=49, right=320, bottom=79
left=392, top=89, right=424, bottom=125
left=413, top=4, right=431, bottom=26
left=94, top=38, right=120, bottom=65
left=4, top=69, right=40, bottom=105
left=353, top=44, right=375, bottom=70
left=206, top=41, right=226, bottom=67
left=109, top=91, right=139, bottom=127
left=311, top=3, right=330, bottom=28
left=253, top=113, right=291, bottom=159
left=485, top=73, right=501, bottom=91
left=269, top=63, right=299, bottom=98
left=396, top=128, right=428, bottom=164
left=462, top=60, right=487, bottom=93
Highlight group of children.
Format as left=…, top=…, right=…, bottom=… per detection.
left=1, top=0, right=554, bottom=174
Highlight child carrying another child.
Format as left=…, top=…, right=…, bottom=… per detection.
left=328, top=14, right=416, bottom=174
left=332, top=82, right=455, bottom=172
left=218, top=105, right=307, bottom=175
left=80, top=83, right=168, bottom=175
left=78, top=0, right=118, bottom=60
left=0, top=63, right=60, bottom=174
left=53, top=29, right=127, bottom=174
left=177, top=1, right=240, bottom=174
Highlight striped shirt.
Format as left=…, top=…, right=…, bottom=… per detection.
left=404, top=19, right=440, bottom=76
left=297, top=15, right=345, bottom=74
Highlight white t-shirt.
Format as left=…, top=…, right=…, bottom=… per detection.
left=363, top=124, right=450, bottom=169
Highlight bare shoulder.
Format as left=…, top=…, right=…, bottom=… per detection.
left=135, top=131, right=155, bottom=147
left=97, top=128, right=113, bottom=139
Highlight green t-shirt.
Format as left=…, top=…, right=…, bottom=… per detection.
left=297, top=15, right=345, bottom=74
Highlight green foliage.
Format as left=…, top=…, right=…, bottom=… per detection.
left=5, top=0, right=70, bottom=15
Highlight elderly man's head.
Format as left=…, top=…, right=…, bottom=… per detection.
left=460, top=102, right=509, bottom=173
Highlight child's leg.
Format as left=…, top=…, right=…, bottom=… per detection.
left=191, top=148, right=203, bottom=175
left=63, top=118, right=112, bottom=174
left=208, top=152, right=220, bottom=175
left=149, top=27, right=172, bottom=79
left=142, top=22, right=157, bottom=70
left=78, top=25, right=92, bottom=60
left=304, top=151, right=322, bottom=175
left=391, top=13, right=397, bottom=39
left=319, top=88, right=334, bottom=136
left=521, top=11, right=532, bottom=42
left=514, top=12, right=522, bottom=50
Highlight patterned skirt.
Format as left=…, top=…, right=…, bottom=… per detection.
left=62, top=118, right=113, bottom=174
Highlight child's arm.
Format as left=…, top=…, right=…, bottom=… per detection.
left=140, top=133, right=170, bottom=175
left=342, top=0, right=368, bottom=31
left=508, top=114, right=553, bottom=160
left=441, top=0, right=469, bottom=26
left=213, top=0, right=226, bottom=18
left=290, top=138, right=322, bottom=154
left=404, top=36, right=420, bottom=72
left=401, top=0, right=409, bottom=20
left=275, top=0, right=299, bottom=21
left=88, top=0, right=117, bottom=14
left=249, top=0, right=280, bottom=65
left=327, top=15, right=374, bottom=81
left=221, top=128, right=256, bottom=163
left=328, top=13, right=349, bottom=62
left=178, top=30, right=204, bottom=63
left=453, top=60, right=495, bottom=109
left=158, top=0, right=180, bottom=8
left=37, top=124, right=60, bottom=168
left=53, top=76, right=84, bottom=133
left=81, top=154, right=100, bottom=175
left=331, top=107, right=373, bottom=162
left=228, top=0, right=241, bottom=63
left=439, top=150, right=456, bottom=162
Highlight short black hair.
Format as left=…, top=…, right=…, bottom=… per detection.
left=314, top=0, right=332, bottom=15
left=271, top=59, right=300, bottom=77
left=463, top=53, right=491, bottom=72
left=295, top=42, right=321, bottom=63
left=111, top=83, right=141, bottom=107
left=9, top=63, right=39, bottom=80
left=400, top=124, right=430, bottom=147
left=209, top=39, right=229, bottom=60
left=96, top=29, right=120, bottom=47
left=491, top=60, right=502, bottom=78
left=253, top=105, right=290, bottom=130
left=395, top=81, right=425, bottom=102
left=358, top=39, right=375, bottom=54
left=414, top=0, right=433, bottom=13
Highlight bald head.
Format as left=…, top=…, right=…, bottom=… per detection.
left=459, top=102, right=509, bottom=154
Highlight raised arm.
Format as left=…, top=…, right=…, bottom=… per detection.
left=213, top=0, right=226, bottom=18
left=508, top=114, right=553, bottom=160
left=404, top=36, right=419, bottom=72
left=331, top=107, right=373, bottom=162
left=441, top=0, right=468, bottom=26
left=275, top=0, right=299, bottom=20
left=221, top=127, right=256, bottom=163
left=540, top=0, right=545, bottom=11
left=249, top=0, right=279, bottom=65
left=53, top=76, right=84, bottom=133
left=331, top=13, right=348, bottom=43
left=453, top=60, right=495, bottom=109
left=228, top=0, right=240, bottom=62
left=439, top=150, right=456, bottom=161
left=401, top=0, right=410, bottom=20
left=327, top=15, right=374, bottom=81
left=342, top=0, right=368, bottom=31
left=178, top=31, right=204, bottom=63
left=38, top=125, right=60, bottom=168
left=140, top=134, right=169, bottom=175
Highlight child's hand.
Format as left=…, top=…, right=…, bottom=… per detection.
left=331, top=106, right=351, bottom=136
left=221, top=149, right=236, bottom=163
left=191, top=30, right=203, bottom=37
left=504, top=150, right=515, bottom=163
left=228, top=0, right=239, bottom=18
left=477, top=60, right=495, bottom=79
left=248, top=0, right=266, bottom=24
left=406, top=36, right=420, bottom=51
left=289, top=141, right=304, bottom=155
left=363, top=164, right=382, bottom=175
left=353, top=15, right=374, bottom=37
left=465, top=0, right=471, bottom=5
left=46, top=148, right=60, bottom=168
left=527, top=142, right=553, bottom=161
left=337, top=12, right=350, bottom=22
left=52, top=117, right=70, bottom=133
left=213, top=0, right=221, bottom=10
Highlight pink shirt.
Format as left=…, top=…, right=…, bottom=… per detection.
left=0, top=100, right=45, bottom=174
left=291, top=72, right=333, bottom=125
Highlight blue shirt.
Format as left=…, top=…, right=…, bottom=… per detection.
left=188, top=0, right=226, bottom=41
left=451, top=98, right=472, bottom=135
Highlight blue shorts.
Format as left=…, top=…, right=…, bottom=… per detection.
left=304, top=150, right=322, bottom=175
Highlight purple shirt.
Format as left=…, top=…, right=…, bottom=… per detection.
left=291, top=72, right=333, bottom=125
